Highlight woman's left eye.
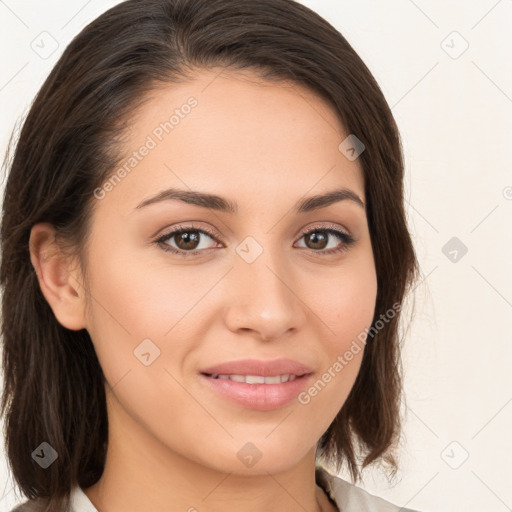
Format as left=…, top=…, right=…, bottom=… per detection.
left=155, top=224, right=355, bottom=257
left=295, top=227, right=356, bottom=255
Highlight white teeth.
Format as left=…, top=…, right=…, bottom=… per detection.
left=245, top=375, right=265, bottom=384
left=209, top=373, right=299, bottom=384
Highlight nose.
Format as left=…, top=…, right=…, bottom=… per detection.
left=223, top=242, right=307, bottom=342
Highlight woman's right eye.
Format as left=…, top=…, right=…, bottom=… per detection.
left=156, top=226, right=220, bottom=256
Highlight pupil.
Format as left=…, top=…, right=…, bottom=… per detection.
left=178, top=231, right=199, bottom=249
left=308, top=231, right=327, bottom=250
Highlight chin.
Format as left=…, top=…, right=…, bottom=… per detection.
left=192, top=436, right=313, bottom=476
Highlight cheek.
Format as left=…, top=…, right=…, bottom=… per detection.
left=309, top=256, right=378, bottom=346
left=82, top=244, right=164, bottom=382
left=84, top=241, right=196, bottom=339
left=82, top=247, right=201, bottom=437
left=301, top=257, right=377, bottom=407
left=83, top=241, right=220, bottom=396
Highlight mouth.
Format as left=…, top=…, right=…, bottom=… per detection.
left=199, top=357, right=313, bottom=379
left=201, top=372, right=306, bottom=384
left=198, top=361, right=314, bottom=411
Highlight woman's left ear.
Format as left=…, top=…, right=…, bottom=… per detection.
left=29, top=222, right=87, bottom=331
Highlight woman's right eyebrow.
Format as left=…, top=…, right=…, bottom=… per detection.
left=134, top=186, right=365, bottom=214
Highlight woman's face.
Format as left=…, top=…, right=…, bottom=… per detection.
left=80, top=68, right=377, bottom=475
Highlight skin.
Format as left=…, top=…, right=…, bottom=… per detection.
left=29, top=68, right=377, bottom=512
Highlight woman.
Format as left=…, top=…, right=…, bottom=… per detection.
left=1, top=0, right=422, bottom=511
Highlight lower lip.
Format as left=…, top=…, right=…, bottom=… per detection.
left=199, top=373, right=313, bottom=411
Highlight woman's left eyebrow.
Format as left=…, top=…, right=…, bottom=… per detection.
left=134, top=186, right=365, bottom=214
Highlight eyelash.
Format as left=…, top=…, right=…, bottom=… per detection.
left=155, top=223, right=356, bottom=258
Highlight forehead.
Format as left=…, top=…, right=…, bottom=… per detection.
left=98, top=68, right=365, bottom=214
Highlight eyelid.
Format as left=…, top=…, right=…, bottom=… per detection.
left=296, top=222, right=351, bottom=239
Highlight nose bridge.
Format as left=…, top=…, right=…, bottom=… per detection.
left=235, top=232, right=288, bottom=302
left=225, top=231, right=305, bottom=339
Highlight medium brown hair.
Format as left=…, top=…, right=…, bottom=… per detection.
left=1, top=0, right=419, bottom=510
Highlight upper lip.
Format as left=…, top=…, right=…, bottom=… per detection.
left=200, top=358, right=313, bottom=377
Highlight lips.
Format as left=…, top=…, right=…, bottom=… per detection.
left=199, top=358, right=314, bottom=410
left=200, top=358, right=313, bottom=378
